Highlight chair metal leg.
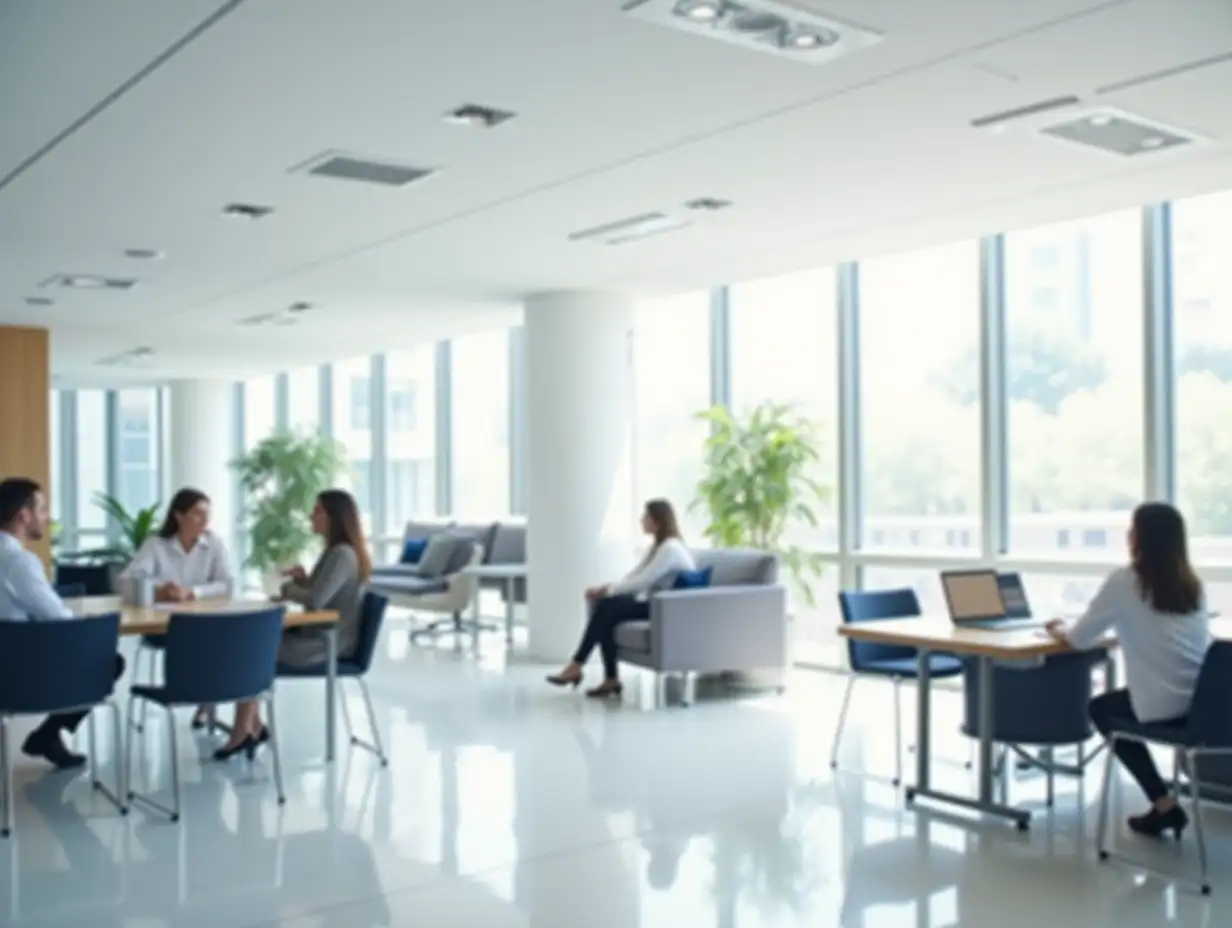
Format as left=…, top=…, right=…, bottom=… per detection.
left=125, top=697, right=181, bottom=823
left=829, top=675, right=857, bottom=770
left=355, top=678, right=389, bottom=767
left=338, top=681, right=356, bottom=742
left=265, top=693, right=287, bottom=806
left=0, top=717, right=11, bottom=839
left=132, top=643, right=148, bottom=733
left=1096, top=734, right=1115, bottom=863
left=167, top=706, right=181, bottom=823
left=90, top=703, right=127, bottom=816
left=892, top=677, right=903, bottom=788
left=1189, top=750, right=1212, bottom=896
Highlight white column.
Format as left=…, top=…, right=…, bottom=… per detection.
left=166, top=379, right=235, bottom=550
left=525, top=291, right=636, bottom=663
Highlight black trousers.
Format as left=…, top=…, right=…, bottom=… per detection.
left=573, top=594, right=649, bottom=680
left=34, top=654, right=126, bottom=736
left=1089, top=688, right=1182, bottom=804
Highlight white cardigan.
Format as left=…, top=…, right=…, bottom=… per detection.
left=606, top=538, right=696, bottom=598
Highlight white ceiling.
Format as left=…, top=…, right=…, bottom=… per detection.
left=1, top=0, right=1230, bottom=385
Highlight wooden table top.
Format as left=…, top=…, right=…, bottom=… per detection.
left=838, top=615, right=1232, bottom=661
left=71, top=596, right=338, bottom=638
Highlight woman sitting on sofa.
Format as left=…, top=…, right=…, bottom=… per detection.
left=546, top=498, right=695, bottom=699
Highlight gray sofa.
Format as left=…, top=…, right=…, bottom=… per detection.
left=613, top=548, right=788, bottom=705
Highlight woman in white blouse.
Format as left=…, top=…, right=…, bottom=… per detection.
left=121, top=487, right=234, bottom=727
left=1046, top=502, right=1210, bottom=841
left=547, top=499, right=695, bottom=698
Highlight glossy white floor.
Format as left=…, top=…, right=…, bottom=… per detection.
left=1, top=619, right=1228, bottom=927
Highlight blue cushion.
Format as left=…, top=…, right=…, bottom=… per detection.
left=400, top=537, right=428, bottom=564
left=672, top=566, right=713, bottom=590
left=860, top=655, right=964, bottom=680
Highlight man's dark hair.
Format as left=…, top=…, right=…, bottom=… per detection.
left=0, top=477, right=41, bottom=528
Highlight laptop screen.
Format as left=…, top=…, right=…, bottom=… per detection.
left=941, top=570, right=1006, bottom=622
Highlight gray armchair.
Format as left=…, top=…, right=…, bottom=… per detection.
left=613, top=548, right=788, bottom=706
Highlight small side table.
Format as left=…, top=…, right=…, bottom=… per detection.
left=461, top=564, right=528, bottom=644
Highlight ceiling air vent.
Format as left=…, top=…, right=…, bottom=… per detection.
left=1038, top=108, right=1203, bottom=157
left=294, top=150, right=436, bottom=187
left=98, top=346, right=155, bottom=367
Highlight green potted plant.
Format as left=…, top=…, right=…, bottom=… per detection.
left=231, top=429, right=345, bottom=594
left=692, top=401, right=830, bottom=685
left=92, top=492, right=162, bottom=559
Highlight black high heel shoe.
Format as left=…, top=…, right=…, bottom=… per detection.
left=1128, top=804, right=1189, bottom=840
left=213, top=735, right=256, bottom=762
left=546, top=671, right=583, bottom=689
left=585, top=681, right=624, bottom=700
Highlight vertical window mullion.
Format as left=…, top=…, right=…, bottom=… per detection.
left=980, top=234, right=1009, bottom=559
left=1143, top=202, right=1175, bottom=503
left=837, top=262, right=862, bottom=592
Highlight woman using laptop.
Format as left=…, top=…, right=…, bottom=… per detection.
left=1046, top=502, right=1210, bottom=840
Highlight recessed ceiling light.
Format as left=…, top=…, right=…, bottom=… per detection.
left=124, top=248, right=164, bottom=260
left=287, top=301, right=313, bottom=313
left=786, top=27, right=837, bottom=49
left=684, top=196, right=732, bottom=211
left=1140, top=135, right=1166, bottom=149
left=24, top=296, right=53, bottom=307
left=223, top=202, right=274, bottom=220
left=1089, top=114, right=1113, bottom=127
left=675, top=0, right=721, bottom=20
left=444, top=103, right=517, bottom=129
left=62, top=275, right=111, bottom=289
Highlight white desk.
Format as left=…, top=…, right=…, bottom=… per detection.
left=461, top=564, right=527, bottom=644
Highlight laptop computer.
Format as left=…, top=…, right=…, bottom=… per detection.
left=941, top=568, right=1043, bottom=630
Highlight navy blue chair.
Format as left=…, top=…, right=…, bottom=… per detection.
left=53, top=562, right=113, bottom=596
left=961, top=650, right=1103, bottom=805
left=277, top=592, right=390, bottom=766
left=0, top=614, right=125, bottom=837
left=1097, top=641, right=1232, bottom=896
left=832, top=589, right=963, bottom=786
left=126, top=608, right=287, bottom=822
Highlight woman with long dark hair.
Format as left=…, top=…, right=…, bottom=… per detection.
left=1048, top=502, right=1210, bottom=839
left=215, top=488, right=371, bottom=761
left=120, top=487, right=234, bottom=728
left=547, top=498, right=695, bottom=698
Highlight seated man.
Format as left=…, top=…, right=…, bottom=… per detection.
left=0, top=477, right=126, bottom=769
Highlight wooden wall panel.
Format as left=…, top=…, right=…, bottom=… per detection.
left=0, top=326, right=51, bottom=568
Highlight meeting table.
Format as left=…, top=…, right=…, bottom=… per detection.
left=73, top=595, right=342, bottom=763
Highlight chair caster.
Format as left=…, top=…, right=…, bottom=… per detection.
left=1098, top=850, right=1109, bottom=861
left=277, top=797, right=287, bottom=806
left=380, top=759, right=389, bottom=768
left=829, top=760, right=838, bottom=769
left=170, top=814, right=180, bottom=823
left=120, top=807, right=129, bottom=816
left=892, top=777, right=901, bottom=788
left=350, top=737, right=359, bottom=745
left=1201, top=885, right=1211, bottom=896
left=904, top=788, right=916, bottom=803
left=1015, top=819, right=1029, bottom=833
left=126, top=791, right=135, bottom=801
left=1, top=828, right=10, bottom=839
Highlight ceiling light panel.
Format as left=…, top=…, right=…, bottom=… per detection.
left=622, top=0, right=881, bottom=64
left=39, top=274, right=138, bottom=291
left=569, top=211, right=693, bottom=246
left=1038, top=108, right=1203, bottom=158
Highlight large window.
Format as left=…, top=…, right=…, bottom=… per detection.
left=1005, top=210, right=1143, bottom=556
left=450, top=330, right=511, bottom=516
left=243, top=375, right=276, bottom=449
left=633, top=292, right=712, bottom=539
left=730, top=267, right=838, bottom=550
left=1173, top=190, right=1232, bottom=563
left=332, top=357, right=375, bottom=521
left=385, top=348, right=436, bottom=528
left=115, top=388, right=160, bottom=510
left=75, top=390, right=108, bottom=533
left=287, top=366, right=320, bottom=431
left=858, top=241, right=981, bottom=552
